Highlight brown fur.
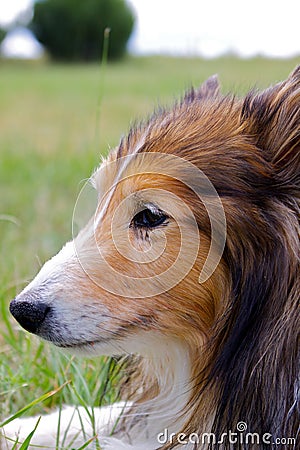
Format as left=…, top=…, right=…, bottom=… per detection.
left=114, top=67, right=300, bottom=448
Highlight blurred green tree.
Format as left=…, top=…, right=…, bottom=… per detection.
left=0, top=28, right=7, bottom=45
left=30, top=0, right=135, bottom=61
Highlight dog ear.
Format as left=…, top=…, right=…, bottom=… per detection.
left=184, top=74, right=220, bottom=103
left=241, top=66, right=300, bottom=187
left=197, top=74, right=220, bottom=99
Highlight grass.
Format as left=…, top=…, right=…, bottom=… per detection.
left=0, top=55, right=299, bottom=447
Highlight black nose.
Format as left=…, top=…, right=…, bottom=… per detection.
left=9, top=299, right=50, bottom=334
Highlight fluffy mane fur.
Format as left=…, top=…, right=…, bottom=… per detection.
left=114, top=67, right=300, bottom=448
left=2, top=67, right=299, bottom=450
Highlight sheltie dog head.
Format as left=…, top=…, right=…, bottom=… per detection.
left=10, top=67, right=299, bottom=448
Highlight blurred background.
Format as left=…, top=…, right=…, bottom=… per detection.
left=0, top=0, right=299, bottom=424
left=1, top=0, right=300, bottom=59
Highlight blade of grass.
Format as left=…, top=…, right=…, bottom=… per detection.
left=0, top=381, right=70, bottom=427
left=94, top=27, right=110, bottom=151
left=19, top=417, right=41, bottom=450
left=59, top=405, right=81, bottom=448
left=76, top=435, right=98, bottom=450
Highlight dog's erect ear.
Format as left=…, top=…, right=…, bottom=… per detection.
left=241, top=66, right=300, bottom=187
left=197, top=74, right=220, bottom=99
left=184, top=74, right=220, bottom=103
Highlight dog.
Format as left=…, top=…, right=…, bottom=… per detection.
left=1, top=67, right=299, bottom=449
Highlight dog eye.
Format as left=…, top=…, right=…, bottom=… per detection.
left=132, top=208, right=168, bottom=229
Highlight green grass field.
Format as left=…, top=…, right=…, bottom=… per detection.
left=0, top=55, right=299, bottom=447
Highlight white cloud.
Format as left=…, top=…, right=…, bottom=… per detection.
left=128, top=0, right=300, bottom=58
left=1, top=27, right=43, bottom=59
left=0, top=0, right=33, bottom=27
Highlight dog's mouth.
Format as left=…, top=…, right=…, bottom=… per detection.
left=39, top=335, right=117, bottom=357
left=54, top=338, right=107, bottom=349
left=41, top=325, right=129, bottom=353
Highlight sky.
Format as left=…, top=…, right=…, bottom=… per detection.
left=0, top=0, right=300, bottom=58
